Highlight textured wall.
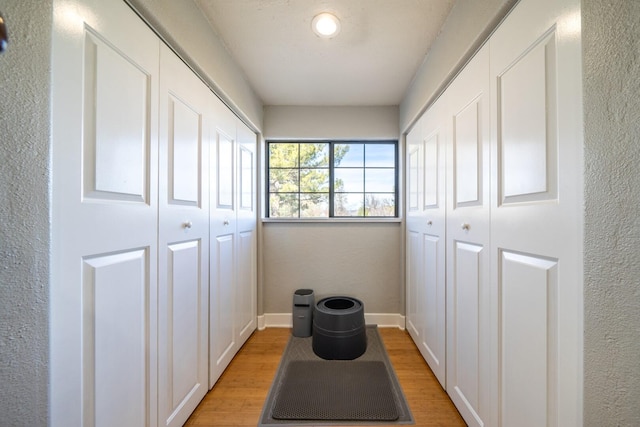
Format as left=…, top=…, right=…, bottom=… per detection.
left=125, top=0, right=263, bottom=131
left=0, top=1, right=52, bottom=426
left=264, top=106, right=399, bottom=140
left=399, top=0, right=516, bottom=132
left=583, top=0, right=640, bottom=425
left=263, top=222, right=402, bottom=314
left=262, top=106, right=402, bottom=316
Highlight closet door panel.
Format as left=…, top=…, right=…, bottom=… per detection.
left=236, top=123, right=258, bottom=345
left=158, top=44, right=210, bottom=427
left=491, top=0, right=582, bottom=425
left=405, top=122, right=423, bottom=343
left=209, top=104, right=238, bottom=388
left=51, top=1, right=159, bottom=425
left=419, top=102, right=447, bottom=386
left=406, top=99, right=447, bottom=387
left=445, top=44, right=493, bottom=427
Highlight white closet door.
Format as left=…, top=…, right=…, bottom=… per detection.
left=209, top=99, right=239, bottom=387
left=158, top=44, right=210, bottom=427
left=490, top=0, right=582, bottom=425
left=51, top=1, right=159, bottom=426
left=405, top=116, right=424, bottom=346
left=419, top=97, right=448, bottom=386
left=445, top=45, right=493, bottom=427
left=406, top=96, right=447, bottom=387
left=235, top=121, right=258, bottom=346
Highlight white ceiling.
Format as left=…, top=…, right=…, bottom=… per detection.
left=195, top=0, right=455, bottom=106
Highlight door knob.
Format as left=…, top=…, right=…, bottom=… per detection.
left=183, top=221, right=193, bottom=229
left=223, top=219, right=230, bottom=226
left=427, top=220, right=433, bottom=226
left=461, top=223, right=470, bottom=231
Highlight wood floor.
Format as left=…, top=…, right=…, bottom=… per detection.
left=185, top=327, right=466, bottom=427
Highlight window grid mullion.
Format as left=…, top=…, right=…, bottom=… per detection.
left=297, top=143, right=301, bottom=218
left=363, top=144, right=367, bottom=216
left=329, top=142, right=335, bottom=217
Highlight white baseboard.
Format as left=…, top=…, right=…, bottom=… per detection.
left=259, top=313, right=405, bottom=330
left=365, top=313, right=406, bottom=329
left=258, top=313, right=291, bottom=330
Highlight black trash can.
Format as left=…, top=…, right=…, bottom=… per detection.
left=292, top=289, right=314, bottom=337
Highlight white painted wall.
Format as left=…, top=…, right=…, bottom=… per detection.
left=262, top=106, right=402, bottom=319
left=399, top=0, right=517, bottom=131
left=264, top=106, right=399, bottom=140
left=583, top=0, right=640, bottom=424
left=125, top=0, right=263, bottom=131
left=263, top=222, right=402, bottom=314
left=0, top=1, right=52, bottom=425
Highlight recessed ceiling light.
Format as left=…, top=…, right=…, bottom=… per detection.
left=312, top=12, right=341, bottom=38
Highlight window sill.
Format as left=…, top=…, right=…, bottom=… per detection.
left=261, top=217, right=402, bottom=224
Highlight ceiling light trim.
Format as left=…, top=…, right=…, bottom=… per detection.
left=312, top=12, right=341, bottom=38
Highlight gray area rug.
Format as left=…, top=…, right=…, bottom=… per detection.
left=258, top=326, right=414, bottom=426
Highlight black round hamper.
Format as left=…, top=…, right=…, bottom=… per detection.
left=312, top=296, right=367, bottom=360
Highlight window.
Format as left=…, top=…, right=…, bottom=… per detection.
left=267, top=141, right=398, bottom=218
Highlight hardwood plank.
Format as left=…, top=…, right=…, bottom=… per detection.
left=184, top=328, right=466, bottom=427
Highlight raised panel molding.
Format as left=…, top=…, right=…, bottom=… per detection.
left=166, top=241, right=201, bottom=412
left=169, top=96, right=201, bottom=205
left=83, top=30, right=150, bottom=203
left=83, top=249, right=150, bottom=427
left=406, top=230, right=421, bottom=339
left=212, top=234, right=235, bottom=365
left=217, top=131, right=235, bottom=209
left=422, top=234, right=441, bottom=365
left=408, top=148, right=420, bottom=211
left=237, top=230, right=256, bottom=337
left=498, top=31, right=558, bottom=204
left=454, top=99, right=481, bottom=206
left=450, top=241, right=483, bottom=425
left=424, top=133, right=440, bottom=208
left=239, top=147, right=254, bottom=210
left=499, top=250, right=558, bottom=427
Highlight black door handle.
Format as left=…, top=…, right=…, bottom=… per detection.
left=0, top=11, right=8, bottom=53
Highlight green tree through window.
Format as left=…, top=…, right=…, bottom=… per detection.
left=268, top=141, right=397, bottom=218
